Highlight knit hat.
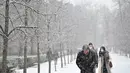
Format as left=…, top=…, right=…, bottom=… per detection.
left=82, top=44, right=89, bottom=50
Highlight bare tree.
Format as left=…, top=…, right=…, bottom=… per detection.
left=63, top=46, right=66, bottom=66
left=23, top=0, right=28, bottom=73
left=2, top=0, right=10, bottom=73
left=36, top=0, right=41, bottom=73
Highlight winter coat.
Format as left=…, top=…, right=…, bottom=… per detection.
left=76, top=50, right=97, bottom=73
left=91, top=49, right=98, bottom=66
left=98, top=51, right=111, bottom=73
left=91, top=49, right=98, bottom=73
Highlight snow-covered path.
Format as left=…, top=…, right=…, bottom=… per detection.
left=16, top=53, right=130, bottom=73
left=111, top=53, right=130, bottom=73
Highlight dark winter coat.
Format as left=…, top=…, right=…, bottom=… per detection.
left=76, top=50, right=97, bottom=73
left=91, top=48, right=98, bottom=73
left=91, top=48, right=98, bottom=66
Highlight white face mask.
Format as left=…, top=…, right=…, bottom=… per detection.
left=101, top=49, right=104, bottom=52
left=89, top=47, right=92, bottom=49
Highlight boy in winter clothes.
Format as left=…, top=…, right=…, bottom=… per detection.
left=76, top=44, right=97, bottom=73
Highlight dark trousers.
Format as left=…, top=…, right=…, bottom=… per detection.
left=80, top=69, right=94, bottom=73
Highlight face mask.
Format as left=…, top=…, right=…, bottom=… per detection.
left=89, top=47, right=93, bottom=49
left=101, top=49, right=104, bottom=52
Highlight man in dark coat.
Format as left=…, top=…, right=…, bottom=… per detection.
left=88, top=43, right=98, bottom=67
left=76, top=44, right=97, bottom=73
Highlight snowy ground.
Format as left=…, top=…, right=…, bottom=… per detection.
left=111, top=53, right=130, bottom=73
left=16, top=53, right=130, bottom=73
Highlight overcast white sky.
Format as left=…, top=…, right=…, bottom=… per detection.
left=64, top=0, right=114, bottom=9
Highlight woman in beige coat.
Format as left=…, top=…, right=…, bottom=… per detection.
left=98, top=46, right=112, bottom=73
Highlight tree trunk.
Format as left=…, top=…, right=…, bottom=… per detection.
left=23, top=0, right=28, bottom=73
left=30, top=37, right=34, bottom=55
left=49, top=59, right=51, bottom=73
left=70, top=50, right=73, bottom=62
left=63, top=50, right=66, bottom=66
left=47, top=24, right=51, bottom=73
left=37, top=42, right=40, bottom=73
left=2, top=0, right=9, bottom=73
left=54, top=59, right=57, bottom=71
left=19, top=34, right=23, bottom=56
left=24, top=39, right=27, bottom=73
left=36, top=7, right=40, bottom=73
left=19, top=40, right=23, bottom=56
left=2, top=38, right=8, bottom=73
left=67, top=49, right=69, bottom=64
left=60, top=43, right=63, bottom=68
left=47, top=49, right=52, bottom=73
left=54, top=51, right=58, bottom=71
left=36, top=0, right=41, bottom=71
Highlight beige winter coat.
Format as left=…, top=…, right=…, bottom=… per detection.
left=98, top=52, right=111, bottom=73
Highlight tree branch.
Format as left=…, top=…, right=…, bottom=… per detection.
left=0, top=25, right=5, bottom=33
left=0, top=13, right=5, bottom=18
left=0, top=33, right=4, bottom=37
left=13, top=14, right=25, bottom=22
left=0, top=33, right=8, bottom=39
left=12, top=3, right=24, bottom=24
left=8, top=26, right=37, bottom=36
left=11, top=1, right=56, bottom=16
left=8, top=29, right=26, bottom=41
left=46, top=2, right=67, bottom=25
left=45, top=3, right=63, bottom=25
left=9, top=17, right=15, bottom=28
